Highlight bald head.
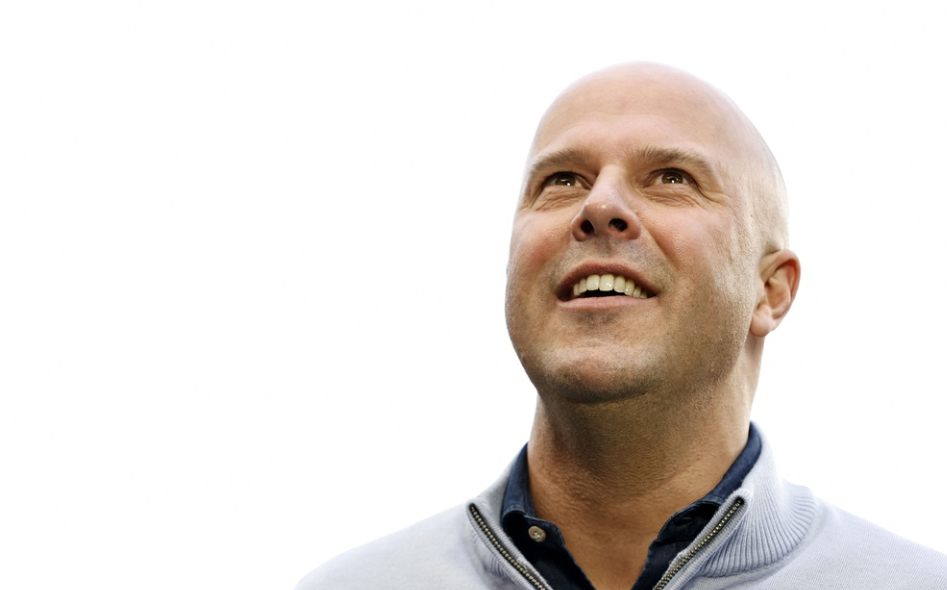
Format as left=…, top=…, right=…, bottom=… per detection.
left=529, top=63, right=789, bottom=253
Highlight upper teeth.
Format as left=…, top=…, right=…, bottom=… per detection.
left=572, top=274, right=650, bottom=299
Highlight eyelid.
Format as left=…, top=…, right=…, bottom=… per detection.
left=541, top=171, right=584, bottom=187
left=651, top=167, right=697, bottom=185
left=523, top=171, right=588, bottom=208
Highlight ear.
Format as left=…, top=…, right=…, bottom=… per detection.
left=749, top=249, right=800, bottom=338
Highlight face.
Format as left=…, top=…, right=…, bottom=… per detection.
left=506, top=65, right=769, bottom=404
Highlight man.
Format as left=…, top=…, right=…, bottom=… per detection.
left=296, top=63, right=947, bottom=589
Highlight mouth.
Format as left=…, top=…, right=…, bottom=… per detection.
left=568, top=273, right=654, bottom=301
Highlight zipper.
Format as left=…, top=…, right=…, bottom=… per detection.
left=469, top=497, right=744, bottom=590
left=652, top=498, right=745, bottom=590
left=468, top=504, right=549, bottom=590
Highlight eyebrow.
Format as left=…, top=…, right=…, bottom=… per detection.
left=636, top=145, right=716, bottom=176
left=526, top=145, right=718, bottom=179
left=525, top=147, right=592, bottom=180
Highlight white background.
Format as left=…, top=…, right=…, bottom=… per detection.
left=2, top=2, right=946, bottom=588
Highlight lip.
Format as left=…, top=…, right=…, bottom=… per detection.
left=556, top=261, right=657, bottom=303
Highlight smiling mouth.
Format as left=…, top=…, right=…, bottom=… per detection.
left=570, top=274, right=653, bottom=301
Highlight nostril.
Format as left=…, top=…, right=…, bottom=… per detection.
left=580, top=220, right=594, bottom=233
left=609, top=218, right=628, bottom=231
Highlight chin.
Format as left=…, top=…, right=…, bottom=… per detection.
left=523, top=350, right=660, bottom=406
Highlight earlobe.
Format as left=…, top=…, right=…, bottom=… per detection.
left=749, top=250, right=800, bottom=338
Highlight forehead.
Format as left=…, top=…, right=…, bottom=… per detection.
left=529, top=67, right=757, bottom=173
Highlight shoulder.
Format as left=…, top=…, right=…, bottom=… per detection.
left=734, top=488, right=947, bottom=589
left=704, top=430, right=947, bottom=588
left=803, top=501, right=947, bottom=585
left=293, top=504, right=492, bottom=590
left=293, top=460, right=521, bottom=590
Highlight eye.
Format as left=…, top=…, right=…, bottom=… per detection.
left=543, top=172, right=582, bottom=187
left=658, top=169, right=689, bottom=184
left=526, top=171, right=588, bottom=210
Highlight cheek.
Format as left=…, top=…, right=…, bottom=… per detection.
left=507, top=215, right=565, bottom=284
left=647, top=210, right=758, bottom=317
left=644, top=212, right=715, bottom=269
left=647, top=209, right=744, bottom=272
left=506, top=215, right=567, bottom=341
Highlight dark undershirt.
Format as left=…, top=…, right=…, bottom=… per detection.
left=500, top=424, right=762, bottom=590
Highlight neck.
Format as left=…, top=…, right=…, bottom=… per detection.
left=525, top=382, right=752, bottom=590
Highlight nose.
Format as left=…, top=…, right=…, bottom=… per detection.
left=570, top=180, right=641, bottom=242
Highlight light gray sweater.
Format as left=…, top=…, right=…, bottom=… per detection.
left=297, top=437, right=947, bottom=589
